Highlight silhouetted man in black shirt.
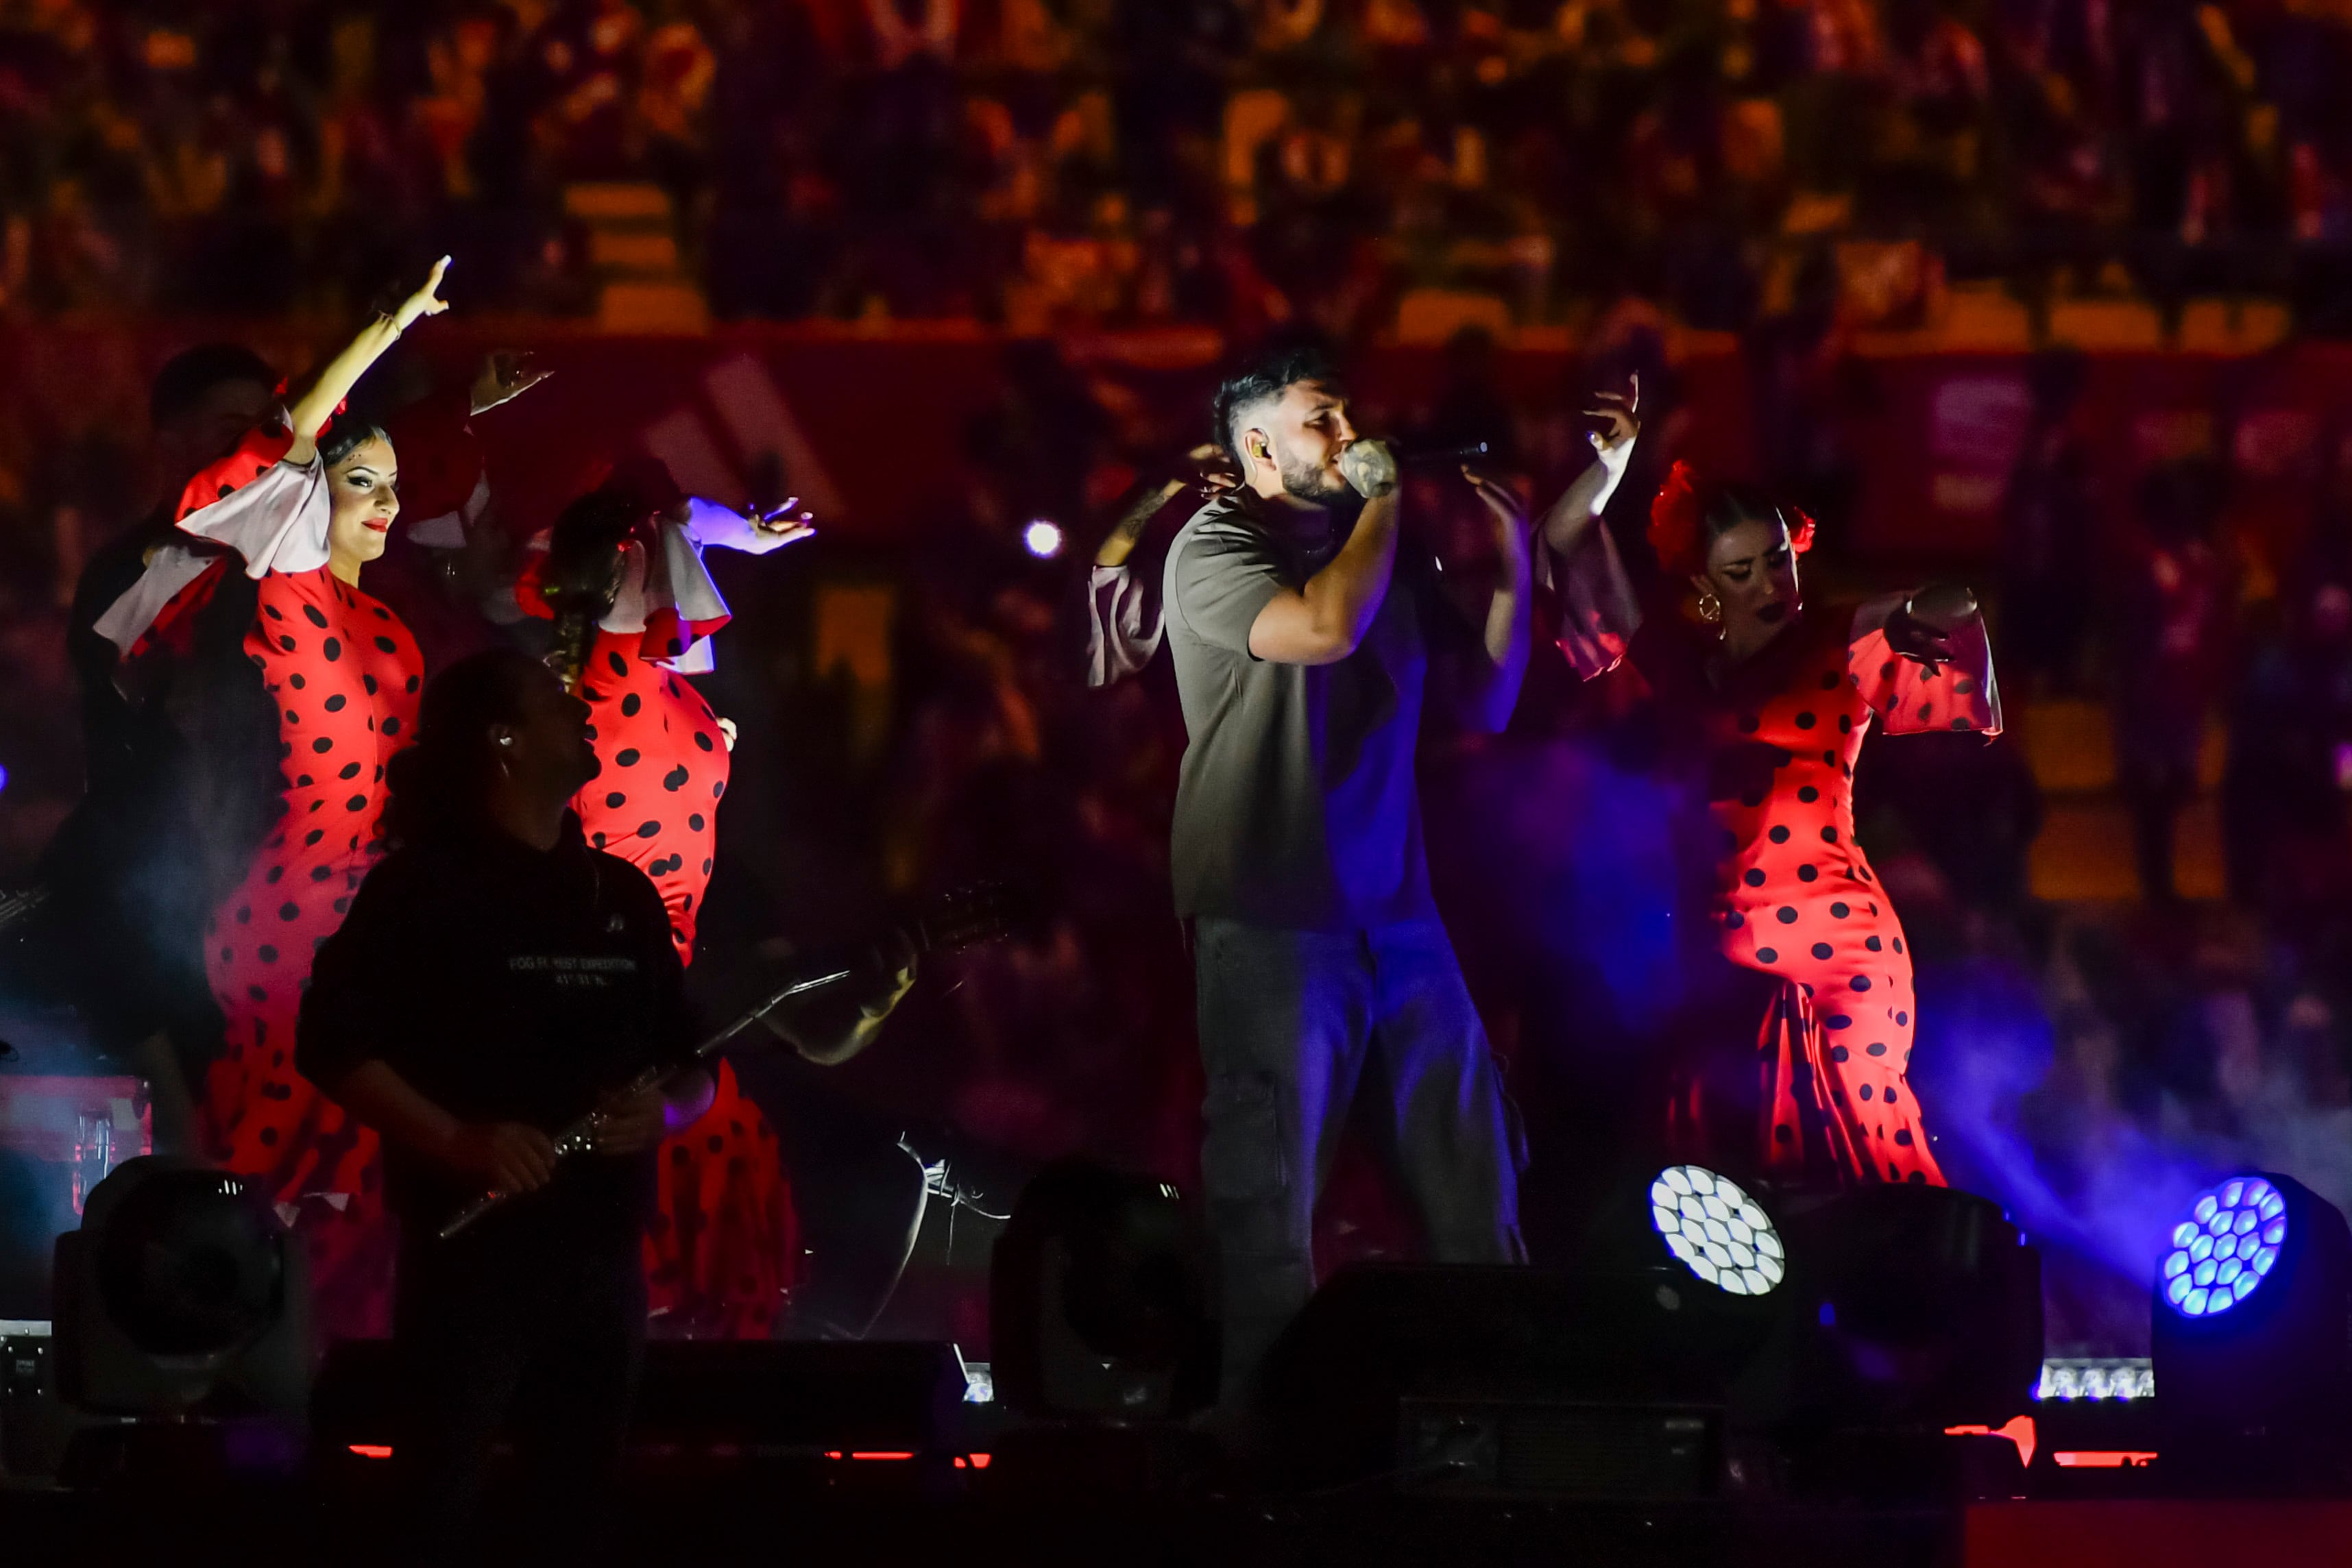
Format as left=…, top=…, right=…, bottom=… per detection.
left=299, top=648, right=714, bottom=1558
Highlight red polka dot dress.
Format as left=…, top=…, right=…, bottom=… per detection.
left=575, top=628, right=728, bottom=953
left=1551, top=562, right=2002, bottom=1185
left=206, top=570, right=417, bottom=1334
left=98, top=420, right=421, bottom=1338
left=574, top=599, right=795, bottom=1338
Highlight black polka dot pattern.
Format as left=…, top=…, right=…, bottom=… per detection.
left=569, top=627, right=731, bottom=961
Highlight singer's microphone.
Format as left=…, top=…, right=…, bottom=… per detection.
left=1395, top=440, right=1492, bottom=467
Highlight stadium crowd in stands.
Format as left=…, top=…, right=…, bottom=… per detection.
left=3, top=0, right=2352, bottom=330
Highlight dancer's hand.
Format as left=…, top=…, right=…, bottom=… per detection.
left=1194, top=443, right=1241, bottom=495
left=470, top=350, right=551, bottom=415
left=1585, top=373, right=1640, bottom=456
left=1884, top=584, right=1977, bottom=665
left=1096, top=448, right=1232, bottom=568
left=1462, top=468, right=1529, bottom=541
left=716, top=717, right=738, bottom=751
left=680, top=495, right=816, bottom=554
left=446, top=1120, right=557, bottom=1193
left=289, top=257, right=455, bottom=458
left=392, top=256, right=452, bottom=332
left=747, top=497, right=818, bottom=550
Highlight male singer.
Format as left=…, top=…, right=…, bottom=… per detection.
left=1163, top=345, right=1535, bottom=1408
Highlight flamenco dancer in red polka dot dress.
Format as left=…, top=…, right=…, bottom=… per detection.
left=1546, top=445, right=2000, bottom=1186
left=95, top=262, right=455, bottom=1334
left=529, top=469, right=816, bottom=1336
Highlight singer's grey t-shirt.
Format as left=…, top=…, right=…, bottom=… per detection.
left=1162, top=493, right=1448, bottom=931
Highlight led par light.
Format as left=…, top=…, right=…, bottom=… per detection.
left=2159, top=1175, right=2286, bottom=1319
left=989, top=1160, right=1216, bottom=1421
left=51, top=1157, right=311, bottom=1417
left=1649, top=1165, right=1786, bottom=1297
left=2152, top=1172, right=2352, bottom=1493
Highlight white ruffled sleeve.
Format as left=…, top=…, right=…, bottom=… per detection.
left=91, top=416, right=328, bottom=654
left=603, top=517, right=734, bottom=670
left=175, top=456, right=331, bottom=578
left=1087, top=562, right=1164, bottom=687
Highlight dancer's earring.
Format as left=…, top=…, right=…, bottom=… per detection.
left=1697, top=588, right=1723, bottom=625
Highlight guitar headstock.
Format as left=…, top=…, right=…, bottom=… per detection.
left=904, top=879, right=1029, bottom=957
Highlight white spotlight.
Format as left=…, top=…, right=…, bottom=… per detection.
left=1649, top=1165, right=1784, bottom=1297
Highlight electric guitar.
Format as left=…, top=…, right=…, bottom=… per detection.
left=438, top=880, right=1021, bottom=1239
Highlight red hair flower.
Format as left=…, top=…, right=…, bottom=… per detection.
left=1784, top=504, right=1817, bottom=556
left=1647, top=460, right=1707, bottom=578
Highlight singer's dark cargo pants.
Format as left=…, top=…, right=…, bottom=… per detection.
left=1192, top=917, right=1526, bottom=1404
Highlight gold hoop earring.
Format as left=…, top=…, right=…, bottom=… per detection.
left=1697, top=589, right=1723, bottom=625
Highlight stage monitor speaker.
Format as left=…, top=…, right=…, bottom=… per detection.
left=1394, top=1396, right=1719, bottom=1500
left=1258, top=1263, right=1766, bottom=1497
left=1754, top=1184, right=2044, bottom=1434
left=313, top=1338, right=969, bottom=1460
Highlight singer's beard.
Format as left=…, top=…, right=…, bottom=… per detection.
left=1278, top=451, right=1355, bottom=506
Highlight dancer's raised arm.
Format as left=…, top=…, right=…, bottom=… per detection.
left=1538, top=378, right=1642, bottom=679
left=287, top=258, right=452, bottom=460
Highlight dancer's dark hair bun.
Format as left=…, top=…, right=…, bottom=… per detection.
left=1648, top=461, right=1815, bottom=578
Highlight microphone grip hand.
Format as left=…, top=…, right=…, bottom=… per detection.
left=1339, top=439, right=1400, bottom=500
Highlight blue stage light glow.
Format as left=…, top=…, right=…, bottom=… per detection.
left=2161, top=1176, right=2287, bottom=1317
left=1649, top=1164, right=1784, bottom=1297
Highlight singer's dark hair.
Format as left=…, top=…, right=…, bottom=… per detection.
left=1211, top=343, right=1339, bottom=469
left=381, top=648, right=547, bottom=848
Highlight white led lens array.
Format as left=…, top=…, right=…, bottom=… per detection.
left=1650, top=1165, right=1784, bottom=1297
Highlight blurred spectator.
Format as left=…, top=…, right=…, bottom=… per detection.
left=2000, top=349, right=2097, bottom=697
left=2220, top=573, right=2352, bottom=920
left=2109, top=457, right=2234, bottom=903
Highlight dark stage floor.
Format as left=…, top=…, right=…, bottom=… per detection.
left=12, top=1433, right=2336, bottom=1568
